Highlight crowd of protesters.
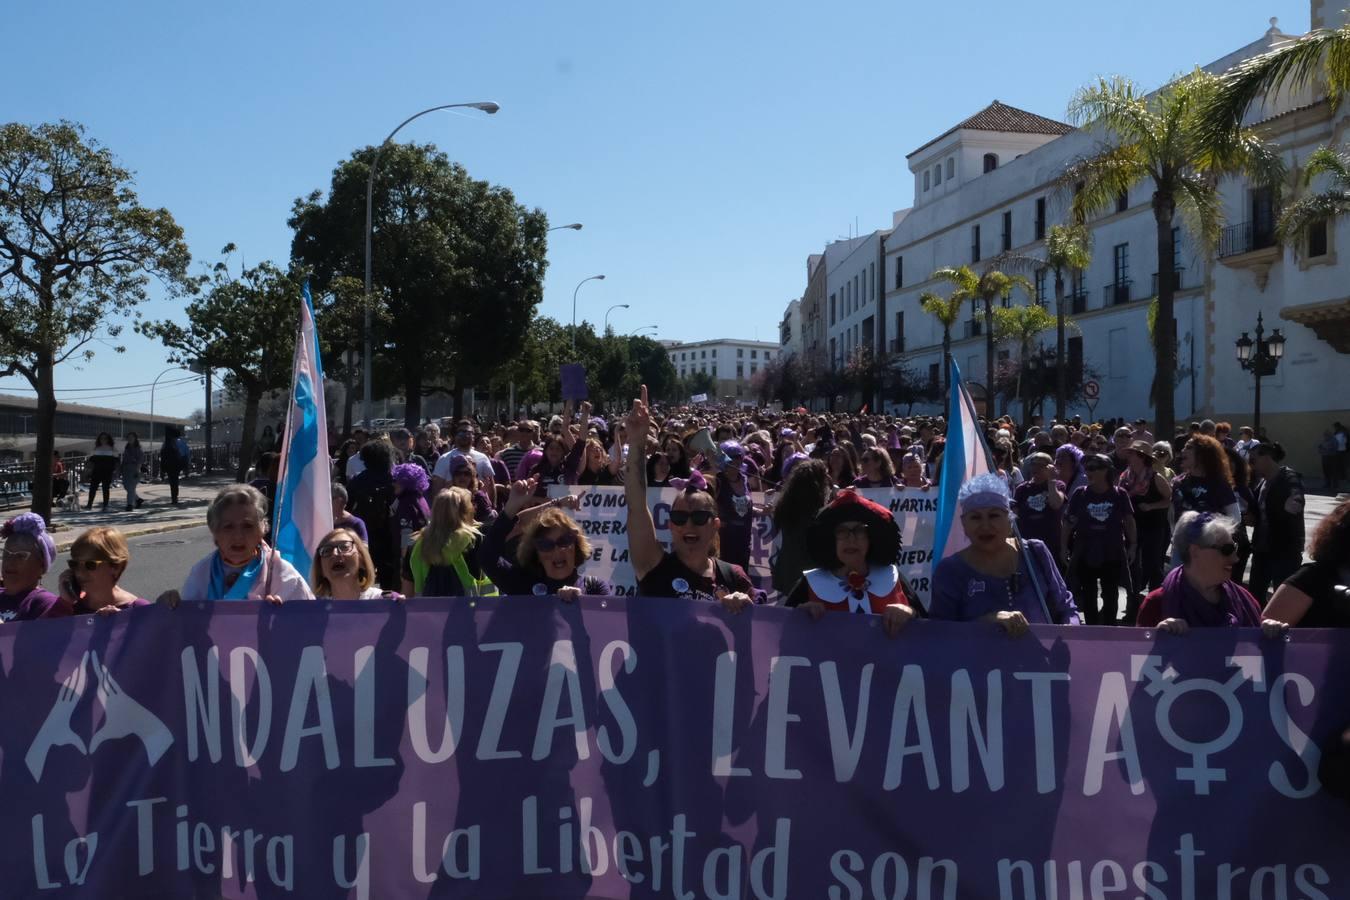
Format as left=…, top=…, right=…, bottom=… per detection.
left=3, top=392, right=1347, bottom=643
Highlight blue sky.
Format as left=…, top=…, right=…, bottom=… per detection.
left=5, top=0, right=1310, bottom=416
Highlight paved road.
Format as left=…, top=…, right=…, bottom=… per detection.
left=41, top=524, right=211, bottom=602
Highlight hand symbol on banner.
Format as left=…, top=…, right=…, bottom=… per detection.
left=87, top=651, right=174, bottom=764
left=25, top=651, right=91, bottom=780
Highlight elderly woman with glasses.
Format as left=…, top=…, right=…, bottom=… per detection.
left=0, top=514, right=70, bottom=621
left=481, top=478, right=608, bottom=600
left=170, top=484, right=313, bottom=604
left=57, top=527, right=150, bottom=614
left=930, top=474, right=1080, bottom=636
left=310, top=528, right=402, bottom=600
left=1136, top=512, right=1262, bottom=633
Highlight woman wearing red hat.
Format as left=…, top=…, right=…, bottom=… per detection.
left=787, top=489, right=918, bottom=637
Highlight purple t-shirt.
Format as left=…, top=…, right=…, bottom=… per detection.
left=1172, top=475, right=1239, bottom=516
left=929, top=539, right=1080, bottom=625
left=1013, top=479, right=1065, bottom=549
left=334, top=512, right=369, bottom=544
left=0, top=586, right=70, bottom=623
left=1067, top=485, right=1132, bottom=565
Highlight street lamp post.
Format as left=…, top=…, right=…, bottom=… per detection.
left=149, top=366, right=192, bottom=446
left=363, top=100, right=500, bottom=431
left=549, top=223, right=583, bottom=232
left=628, top=325, right=658, bottom=337
left=1234, top=311, right=1286, bottom=437
left=603, top=303, right=630, bottom=335
left=571, top=275, right=606, bottom=352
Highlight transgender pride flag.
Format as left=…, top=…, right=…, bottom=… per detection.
left=931, top=356, right=994, bottom=563
left=272, top=282, right=332, bottom=577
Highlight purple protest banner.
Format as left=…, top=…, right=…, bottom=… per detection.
left=2, top=599, right=1348, bottom=898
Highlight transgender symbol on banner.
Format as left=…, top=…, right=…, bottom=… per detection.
left=25, top=650, right=173, bottom=780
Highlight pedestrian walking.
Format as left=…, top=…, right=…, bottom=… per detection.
left=84, top=433, right=118, bottom=511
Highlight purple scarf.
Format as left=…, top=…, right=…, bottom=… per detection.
left=1157, top=565, right=1261, bottom=627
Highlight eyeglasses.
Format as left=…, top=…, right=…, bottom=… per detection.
left=2, top=550, right=33, bottom=563
left=534, top=533, right=578, bottom=553
left=318, top=541, right=358, bottom=558
left=67, top=559, right=109, bottom=572
left=668, top=510, right=714, bottom=527
left=1201, top=542, right=1239, bottom=557
left=835, top=523, right=869, bottom=540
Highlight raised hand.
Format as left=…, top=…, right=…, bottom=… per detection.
left=624, top=385, right=651, bottom=443
left=87, top=651, right=174, bottom=765
left=26, top=652, right=91, bottom=780
left=504, top=477, right=540, bottom=517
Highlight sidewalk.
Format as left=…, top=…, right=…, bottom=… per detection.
left=48, top=475, right=236, bottom=549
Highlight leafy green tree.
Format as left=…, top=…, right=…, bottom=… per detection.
left=993, top=302, right=1062, bottom=421
left=1042, top=224, right=1093, bottom=421
left=918, top=289, right=967, bottom=394
left=0, top=122, right=191, bottom=521
left=625, top=336, right=678, bottom=408
left=930, top=265, right=1031, bottom=409
left=683, top=370, right=716, bottom=401
left=884, top=362, right=941, bottom=416
left=140, top=247, right=312, bottom=480
left=1277, top=147, right=1350, bottom=248
left=1062, top=71, right=1283, bottom=438
left=289, top=142, right=548, bottom=427
left=1201, top=20, right=1350, bottom=142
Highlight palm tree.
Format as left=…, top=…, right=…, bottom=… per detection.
left=932, top=264, right=1033, bottom=416
left=1042, top=224, right=1092, bottom=422
left=993, top=303, right=1061, bottom=421
left=919, top=290, right=966, bottom=395
left=1201, top=20, right=1350, bottom=142
left=1277, top=147, right=1350, bottom=247
left=1062, top=70, right=1284, bottom=439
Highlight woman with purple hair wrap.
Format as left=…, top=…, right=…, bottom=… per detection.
left=391, top=463, right=431, bottom=554
left=0, top=514, right=71, bottom=621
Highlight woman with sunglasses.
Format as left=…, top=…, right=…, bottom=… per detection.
left=57, top=527, right=150, bottom=613
left=624, top=386, right=756, bottom=611
left=1062, top=453, right=1136, bottom=626
left=482, top=479, right=608, bottom=599
left=1136, top=512, right=1262, bottom=632
left=310, top=528, right=402, bottom=600
left=853, top=447, right=899, bottom=488
left=0, top=514, right=70, bottom=621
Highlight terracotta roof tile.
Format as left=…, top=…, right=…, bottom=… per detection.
left=908, top=101, right=1074, bottom=158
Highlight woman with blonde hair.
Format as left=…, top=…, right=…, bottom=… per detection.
left=58, top=527, right=150, bottom=613
left=400, top=487, right=495, bottom=597
left=310, top=528, right=402, bottom=600
left=481, top=478, right=609, bottom=599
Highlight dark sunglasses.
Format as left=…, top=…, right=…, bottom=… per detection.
left=67, top=559, right=109, bottom=572
left=669, top=510, right=714, bottom=527
left=1202, top=542, right=1239, bottom=557
left=534, top=533, right=578, bottom=553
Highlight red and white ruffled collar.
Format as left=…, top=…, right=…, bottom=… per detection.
left=804, top=564, right=899, bottom=612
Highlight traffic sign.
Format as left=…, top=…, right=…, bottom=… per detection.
left=1083, top=380, right=1100, bottom=400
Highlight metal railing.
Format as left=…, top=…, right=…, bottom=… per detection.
left=1104, top=280, right=1133, bottom=306
left=1218, top=221, right=1277, bottom=258
left=0, top=444, right=243, bottom=508
left=1069, top=288, right=1088, bottom=314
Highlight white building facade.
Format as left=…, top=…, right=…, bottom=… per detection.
left=778, top=298, right=802, bottom=359
left=823, top=231, right=888, bottom=370
left=666, top=338, right=781, bottom=401
left=881, top=10, right=1350, bottom=475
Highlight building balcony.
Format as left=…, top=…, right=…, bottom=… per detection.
left=1068, top=288, right=1088, bottom=314
left=1151, top=268, right=1185, bottom=295
left=1104, top=280, right=1133, bottom=306
left=1219, top=221, right=1277, bottom=259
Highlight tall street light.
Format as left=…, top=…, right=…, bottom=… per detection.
left=629, top=325, right=658, bottom=337
left=364, top=100, right=500, bottom=430
left=603, top=303, right=630, bottom=334
left=150, top=366, right=196, bottom=446
left=1234, top=311, right=1286, bottom=437
left=571, top=274, right=606, bottom=352
left=549, top=223, right=583, bottom=232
